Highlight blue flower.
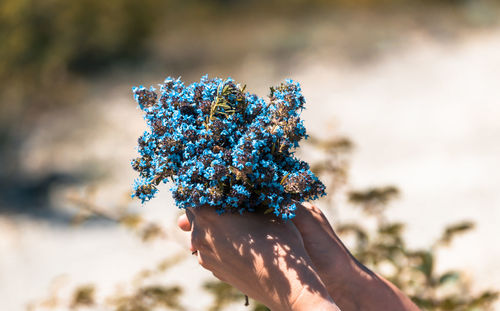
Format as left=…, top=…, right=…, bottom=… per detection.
left=131, top=76, right=326, bottom=220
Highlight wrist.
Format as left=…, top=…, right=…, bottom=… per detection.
left=315, top=237, right=388, bottom=309
left=303, top=228, right=371, bottom=300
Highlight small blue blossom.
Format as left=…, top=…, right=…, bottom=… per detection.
left=131, top=76, right=326, bottom=220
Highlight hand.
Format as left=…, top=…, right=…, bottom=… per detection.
left=292, top=202, right=420, bottom=311
left=291, top=202, right=356, bottom=295
left=177, top=206, right=340, bottom=311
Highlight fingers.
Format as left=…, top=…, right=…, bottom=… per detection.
left=179, top=207, right=217, bottom=267
left=177, top=209, right=197, bottom=252
left=292, top=202, right=334, bottom=235
left=212, top=271, right=226, bottom=282
left=186, top=205, right=205, bottom=217
left=196, top=249, right=213, bottom=269
left=292, top=202, right=324, bottom=224
left=190, top=223, right=212, bottom=252
left=193, top=250, right=226, bottom=283
left=183, top=207, right=213, bottom=254
left=177, top=213, right=192, bottom=232
left=185, top=207, right=196, bottom=224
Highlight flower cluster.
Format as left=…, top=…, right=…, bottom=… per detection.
left=131, top=75, right=326, bottom=219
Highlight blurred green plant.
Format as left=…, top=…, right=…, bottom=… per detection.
left=28, top=135, right=498, bottom=311
left=110, top=285, right=184, bottom=311
left=66, top=187, right=167, bottom=242
left=341, top=187, right=497, bottom=310
left=1, top=0, right=498, bottom=130
left=2, top=0, right=498, bottom=187
left=4, top=0, right=499, bottom=307
left=0, top=0, right=168, bottom=132
left=0, top=0, right=171, bottom=186
left=70, top=284, right=95, bottom=309
left=316, top=137, right=498, bottom=310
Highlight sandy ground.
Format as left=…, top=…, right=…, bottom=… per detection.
left=1, top=28, right=500, bottom=310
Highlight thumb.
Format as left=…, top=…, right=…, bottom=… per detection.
left=292, top=202, right=336, bottom=238
left=177, top=213, right=192, bottom=232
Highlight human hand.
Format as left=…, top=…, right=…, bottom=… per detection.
left=291, top=202, right=356, bottom=296
left=292, top=203, right=420, bottom=311
left=177, top=207, right=340, bottom=311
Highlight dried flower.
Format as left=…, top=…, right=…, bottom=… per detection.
left=131, top=75, right=326, bottom=219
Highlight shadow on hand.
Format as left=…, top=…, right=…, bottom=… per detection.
left=190, top=207, right=327, bottom=309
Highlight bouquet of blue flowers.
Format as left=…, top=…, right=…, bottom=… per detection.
left=131, top=76, right=325, bottom=220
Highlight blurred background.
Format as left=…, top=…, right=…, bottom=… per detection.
left=1, top=0, right=500, bottom=310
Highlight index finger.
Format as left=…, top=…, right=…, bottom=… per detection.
left=177, top=213, right=192, bottom=232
